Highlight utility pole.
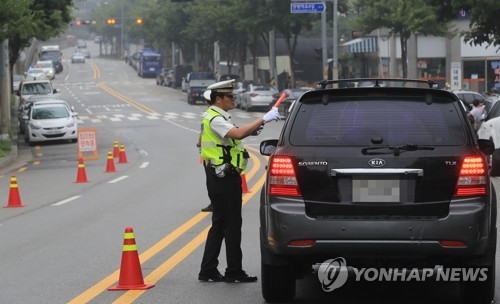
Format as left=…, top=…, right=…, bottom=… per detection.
left=332, top=0, right=338, bottom=80
left=0, top=40, right=11, bottom=138
left=321, top=10, right=327, bottom=80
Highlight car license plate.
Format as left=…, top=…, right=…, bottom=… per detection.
left=45, top=129, right=62, bottom=135
left=149, top=68, right=155, bottom=71
left=352, top=179, right=400, bottom=203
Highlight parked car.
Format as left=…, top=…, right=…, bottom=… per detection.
left=259, top=78, right=496, bottom=304
left=34, top=60, right=55, bottom=80
left=17, top=79, right=59, bottom=107
left=25, top=68, right=47, bottom=80
left=18, top=95, right=71, bottom=134
left=164, top=69, right=174, bottom=87
left=156, top=68, right=171, bottom=86
left=452, top=90, right=487, bottom=111
left=173, top=64, right=192, bottom=89
left=478, top=99, right=500, bottom=175
left=23, top=99, right=78, bottom=146
left=185, top=72, right=217, bottom=105
left=239, top=83, right=278, bottom=111
left=270, top=87, right=312, bottom=119
left=71, top=52, right=86, bottom=64
left=81, top=50, right=91, bottom=59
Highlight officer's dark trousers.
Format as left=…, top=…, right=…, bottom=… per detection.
left=200, top=168, right=243, bottom=276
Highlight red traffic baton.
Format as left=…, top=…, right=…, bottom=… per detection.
left=273, top=92, right=288, bottom=108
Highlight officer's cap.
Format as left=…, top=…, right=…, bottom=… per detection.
left=207, top=79, right=235, bottom=94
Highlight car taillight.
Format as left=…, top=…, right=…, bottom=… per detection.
left=250, top=93, right=258, bottom=97
left=268, top=155, right=301, bottom=196
left=454, top=156, right=488, bottom=196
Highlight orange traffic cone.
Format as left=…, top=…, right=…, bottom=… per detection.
left=108, top=227, right=155, bottom=291
left=105, top=150, right=117, bottom=173
left=118, top=144, right=128, bottom=164
left=75, top=157, right=89, bottom=183
left=4, top=175, right=25, bottom=208
left=113, top=140, right=119, bottom=158
left=241, top=173, right=250, bottom=193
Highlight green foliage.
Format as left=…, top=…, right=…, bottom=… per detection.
left=0, top=140, right=12, bottom=158
left=353, top=0, right=450, bottom=77
left=452, top=0, right=500, bottom=46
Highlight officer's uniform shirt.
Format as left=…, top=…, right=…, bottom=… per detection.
left=207, top=105, right=235, bottom=145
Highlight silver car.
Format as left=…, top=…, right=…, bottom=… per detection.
left=240, top=83, right=278, bottom=111
left=71, top=52, right=86, bottom=63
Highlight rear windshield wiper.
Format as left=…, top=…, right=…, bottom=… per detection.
left=361, top=144, right=435, bottom=156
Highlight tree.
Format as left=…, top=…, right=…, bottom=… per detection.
left=353, top=0, right=450, bottom=78
left=7, top=0, right=74, bottom=72
left=266, top=1, right=316, bottom=88
left=428, top=0, right=500, bottom=47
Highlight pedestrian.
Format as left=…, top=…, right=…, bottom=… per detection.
left=468, top=99, right=485, bottom=129
left=198, top=79, right=280, bottom=283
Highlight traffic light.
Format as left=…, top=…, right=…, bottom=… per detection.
left=107, top=18, right=116, bottom=25
left=136, top=18, right=143, bottom=25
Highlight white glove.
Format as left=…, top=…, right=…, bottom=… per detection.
left=263, top=107, right=280, bottom=124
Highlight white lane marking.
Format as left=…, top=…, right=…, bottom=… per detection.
left=51, top=195, right=82, bottom=206
left=108, top=175, right=129, bottom=183
left=139, top=162, right=149, bottom=168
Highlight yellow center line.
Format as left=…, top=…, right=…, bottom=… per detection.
left=96, top=83, right=159, bottom=115
left=113, top=164, right=267, bottom=303
left=68, top=147, right=265, bottom=303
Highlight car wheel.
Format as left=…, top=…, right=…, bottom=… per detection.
left=488, top=148, right=500, bottom=176
left=459, top=229, right=496, bottom=304
left=261, top=261, right=295, bottom=302
left=260, top=223, right=296, bottom=302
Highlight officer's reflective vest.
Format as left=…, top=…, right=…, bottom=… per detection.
left=201, top=108, right=248, bottom=171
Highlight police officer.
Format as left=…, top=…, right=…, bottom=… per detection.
left=199, top=90, right=214, bottom=213
left=198, top=79, right=280, bottom=283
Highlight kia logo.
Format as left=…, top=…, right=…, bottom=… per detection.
left=368, top=158, right=386, bottom=167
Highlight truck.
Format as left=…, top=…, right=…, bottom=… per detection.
left=38, top=45, right=63, bottom=73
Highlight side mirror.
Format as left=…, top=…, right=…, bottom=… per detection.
left=54, top=88, right=60, bottom=94
left=260, top=139, right=278, bottom=156
left=478, top=138, right=495, bottom=156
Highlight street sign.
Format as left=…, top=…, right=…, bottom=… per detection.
left=290, top=2, right=325, bottom=13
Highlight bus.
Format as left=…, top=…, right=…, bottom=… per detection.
left=137, top=49, right=162, bottom=78
left=38, top=45, right=63, bottom=73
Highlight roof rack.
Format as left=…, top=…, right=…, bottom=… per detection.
left=316, top=78, right=438, bottom=90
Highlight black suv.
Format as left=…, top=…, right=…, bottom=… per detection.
left=259, top=79, right=497, bottom=303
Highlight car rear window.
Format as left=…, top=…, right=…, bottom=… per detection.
left=289, top=96, right=466, bottom=146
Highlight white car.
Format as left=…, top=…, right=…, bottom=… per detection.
left=17, top=79, right=59, bottom=106
left=25, top=68, right=47, bottom=80
left=240, top=83, right=278, bottom=111
left=477, top=99, right=500, bottom=176
left=71, top=52, right=86, bottom=63
left=23, top=100, right=78, bottom=145
left=34, top=60, right=56, bottom=80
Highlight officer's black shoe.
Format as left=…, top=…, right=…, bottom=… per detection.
left=201, top=204, right=213, bottom=212
left=198, top=271, right=224, bottom=282
left=224, top=271, right=258, bottom=283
